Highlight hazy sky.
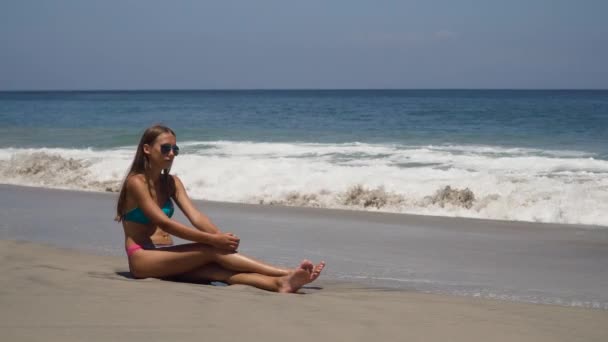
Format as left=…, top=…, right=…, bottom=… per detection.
left=1, top=0, right=607, bottom=90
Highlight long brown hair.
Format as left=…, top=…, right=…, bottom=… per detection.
left=115, top=124, right=176, bottom=221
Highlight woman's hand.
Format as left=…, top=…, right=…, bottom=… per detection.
left=211, top=232, right=240, bottom=251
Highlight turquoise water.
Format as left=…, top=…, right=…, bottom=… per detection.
left=1, top=90, right=608, bottom=226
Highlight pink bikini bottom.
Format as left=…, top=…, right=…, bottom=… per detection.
left=126, top=244, right=144, bottom=257
left=126, top=242, right=169, bottom=256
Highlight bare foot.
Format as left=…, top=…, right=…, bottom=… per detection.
left=278, top=261, right=314, bottom=293
left=286, top=259, right=313, bottom=274
left=310, top=261, right=325, bottom=282
left=301, top=259, right=314, bottom=272
left=275, top=260, right=312, bottom=277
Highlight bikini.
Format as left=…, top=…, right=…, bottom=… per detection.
left=123, top=199, right=175, bottom=256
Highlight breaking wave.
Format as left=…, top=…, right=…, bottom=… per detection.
left=1, top=141, right=608, bottom=227
left=0, top=148, right=125, bottom=192
left=259, top=185, right=476, bottom=211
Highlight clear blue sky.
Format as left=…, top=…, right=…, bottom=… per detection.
left=1, top=0, right=607, bottom=90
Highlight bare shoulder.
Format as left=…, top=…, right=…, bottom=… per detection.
left=126, top=174, right=147, bottom=190
left=170, top=174, right=185, bottom=187
left=170, top=174, right=187, bottom=193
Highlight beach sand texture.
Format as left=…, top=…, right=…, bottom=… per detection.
left=1, top=185, right=608, bottom=341
left=1, top=239, right=607, bottom=342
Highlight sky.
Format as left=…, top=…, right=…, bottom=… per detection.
left=1, top=0, right=607, bottom=90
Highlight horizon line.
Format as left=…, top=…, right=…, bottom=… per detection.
left=1, top=88, right=607, bottom=92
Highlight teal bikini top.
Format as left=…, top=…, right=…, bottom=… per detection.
left=123, top=199, right=174, bottom=225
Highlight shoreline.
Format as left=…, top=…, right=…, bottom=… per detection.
left=2, top=183, right=608, bottom=311
left=1, top=239, right=607, bottom=341
left=2, top=183, right=605, bottom=230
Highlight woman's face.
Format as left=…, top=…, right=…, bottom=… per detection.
left=144, top=132, right=177, bottom=169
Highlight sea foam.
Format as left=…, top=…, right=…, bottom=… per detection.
left=1, top=141, right=607, bottom=227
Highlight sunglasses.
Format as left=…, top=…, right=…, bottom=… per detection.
left=160, top=143, right=180, bottom=156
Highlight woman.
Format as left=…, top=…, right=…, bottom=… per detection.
left=116, top=125, right=325, bottom=293
left=150, top=227, right=173, bottom=247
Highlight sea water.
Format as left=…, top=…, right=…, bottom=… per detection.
left=1, top=90, right=607, bottom=226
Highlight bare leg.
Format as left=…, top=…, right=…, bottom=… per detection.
left=173, top=261, right=322, bottom=293
left=160, top=243, right=292, bottom=276
left=130, top=243, right=291, bottom=278
left=224, top=252, right=294, bottom=276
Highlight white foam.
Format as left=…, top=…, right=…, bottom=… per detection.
left=1, top=141, right=607, bottom=227
left=0, top=147, right=131, bottom=192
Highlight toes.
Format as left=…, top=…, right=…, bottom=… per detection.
left=300, top=260, right=314, bottom=272
left=310, top=261, right=326, bottom=281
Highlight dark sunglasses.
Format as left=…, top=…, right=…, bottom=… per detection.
left=160, top=143, right=180, bottom=156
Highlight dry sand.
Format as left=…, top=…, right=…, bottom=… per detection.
left=1, top=239, right=606, bottom=342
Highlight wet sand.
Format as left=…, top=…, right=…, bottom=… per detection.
left=1, top=184, right=608, bottom=340
left=1, top=239, right=607, bottom=342
left=1, top=184, right=607, bottom=308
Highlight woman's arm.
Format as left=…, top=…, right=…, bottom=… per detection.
left=171, top=175, right=221, bottom=234
left=127, top=175, right=239, bottom=250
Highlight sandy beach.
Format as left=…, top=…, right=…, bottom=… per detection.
left=0, top=239, right=606, bottom=341
left=3, top=1, right=608, bottom=339
left=1, top=184, right=608, bottom=341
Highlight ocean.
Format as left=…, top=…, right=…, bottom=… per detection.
left=1, top=90, right=608, bottom=226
